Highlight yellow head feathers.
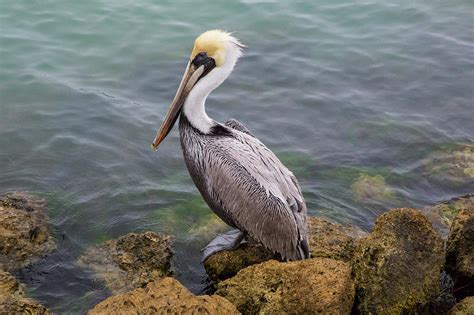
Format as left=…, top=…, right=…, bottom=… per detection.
left=191, top=30, right=244, bottom=67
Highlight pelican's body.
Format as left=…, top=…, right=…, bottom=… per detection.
left=152, top=30, right=310, bottom=261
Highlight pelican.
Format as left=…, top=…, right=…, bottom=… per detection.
left=152, top=30, right=310, bottom=261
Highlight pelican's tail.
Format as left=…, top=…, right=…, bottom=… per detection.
left=296, top=238, right=310, bottom=260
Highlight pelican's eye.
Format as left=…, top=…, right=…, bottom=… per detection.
left=192, top=52, right=216, bottom=77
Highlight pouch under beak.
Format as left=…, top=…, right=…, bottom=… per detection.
left=151, top=62, right=205, bottom=151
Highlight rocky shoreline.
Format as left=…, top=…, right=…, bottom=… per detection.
left=0, top=192, right=472, bottom=314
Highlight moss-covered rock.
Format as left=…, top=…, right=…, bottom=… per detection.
left=0, top=270, right=50, bottom=314
left=204, top=216, right=366, bottom=287
left=352, top=208, right=444, bottom=314
left=446, top=207, right=474, bottom=299
left=449, top=296, right=474, bottom=315
left=0, top=192, right=56, bottom=272
left=216, top=258, right=354, bottom=315
left=88, top=277, right=240, bottom=315
left=204, top=238, right=277, bottom=285
left=308, top=216, right=366, bottom=262
left=77, top=231, right=173, bottom=294
left=425, top=194, right=474, bottom=238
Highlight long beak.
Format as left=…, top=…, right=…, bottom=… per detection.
left=151, top=61, right=205, bottom=151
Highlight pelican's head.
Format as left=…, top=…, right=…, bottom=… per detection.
left=152, top=30, right=244, bottom=150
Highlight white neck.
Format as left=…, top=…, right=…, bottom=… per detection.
left=182, top=42, right=242, bottom=133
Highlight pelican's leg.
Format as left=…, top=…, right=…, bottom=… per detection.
left=201, top=229, right=246, bottom=263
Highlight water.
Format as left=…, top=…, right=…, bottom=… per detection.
left=1, top=0, right=473, bottom=313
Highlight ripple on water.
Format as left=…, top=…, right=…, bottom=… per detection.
left=1, top=0, right=473, bottom=312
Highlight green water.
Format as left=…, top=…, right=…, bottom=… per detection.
left=1, top=0, right=473, bottom=313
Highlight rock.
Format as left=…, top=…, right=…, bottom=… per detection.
left=424, top=144, right=474, bottom=185
left=204, top=216, right=365, bottom=287
left=425, top=194, right=474, bottom=238
left=429, top=271, right=457, bottom=314
left=0, top=192, right=56, bottom=272
left=0, top=270, right=50, bottom=314
left=446, top=207, right=474, bottom=299
left=449, top=296, right=474, bottom=315
left=308, top=217, right=366, bottom=262
left=352, top=208, right=445, bottom=314
left=216, top=258, right=355, bottom=315
left=204, top=238, right=277, bottom=286
left=77, top=231, right=173, bottom=294
left=351, top=173, right=394, bottom=203
left=88, top=277, right=240, bottom=314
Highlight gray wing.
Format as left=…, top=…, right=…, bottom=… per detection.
left=225, top=118, right=255, bottom=137
left=206, top=128, right=309, bottom=260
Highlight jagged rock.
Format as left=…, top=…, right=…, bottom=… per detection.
left=88, top=277, right=240, bottom=314
left=449, top=296, right=474, bottom=315
left=77, top=231, right=173, bottom=294
left=425, top=194, right=474, bottom=238
left=352, top=208, right=444, bottom=314
left=215, top=258, right=355, bottom=315
left=204, top=216, right=366, bottom=286
left=446, top=207, right=474, bottom=299
left=0, top=192, right=56, bottom=272
left=0, top=270, right=50, bottom=314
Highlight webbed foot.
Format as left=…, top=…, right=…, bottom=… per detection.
left=201, top=229, right=246, bottom=263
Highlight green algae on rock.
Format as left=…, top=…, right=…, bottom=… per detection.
left=449, top=296, right=474, bottom=315
left=216, top=258, right=355, bottom=315
left=88, top=277, right=240, bottom=315
left=424, top=144, right=474, bottom=185
left=352, top=208, right=444, bottom=314
left=0, top=270, right=50, bottom=314
left=351, top=173, right=395, bottom=203
left=446, top=207, right=474, bottom=299
left=77, top=231, right=173, bottom=294
left=188, top=213, right=229, bottom=242
left=0, top=192, right=56, bottom=272
left=153, top=194, right=230, bottom=246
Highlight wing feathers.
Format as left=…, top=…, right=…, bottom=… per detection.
left=206, top=123, right=309, bottom=260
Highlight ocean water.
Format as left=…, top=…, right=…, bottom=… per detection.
left=1, top=0, right=473, bottom=313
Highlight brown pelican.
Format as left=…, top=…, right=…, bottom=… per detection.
left=152, top=30, right=310, bottom=261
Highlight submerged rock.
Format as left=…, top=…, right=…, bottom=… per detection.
left=204, top=216, right=365, bottom=286
left=446, top=207, right=474, bottom=298
left=0, top=270, right=50, bottom=314
left=425, top=194, right=474, bottom=237
left=77, top=231, right=173, bottom=294
left=449, top=296, right=474, bottom=315
left=424, top=144, right=474, bottom=185
left=88, top=277, right=239, bottom=315
left=351, top=173, right=395, bottom=203
left=0, top=192, right=56, bottom=272
left=215, top=258, right=355, bottom=315
left=352, top=208, right=444, bottom=314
